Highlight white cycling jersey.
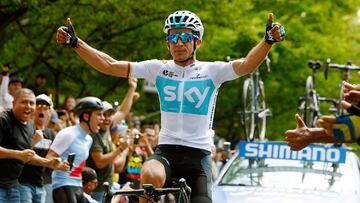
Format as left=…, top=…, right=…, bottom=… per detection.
left=131, top=60, right=240, bottom=151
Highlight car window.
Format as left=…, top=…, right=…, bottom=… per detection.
left=219, top=154, right=358, bottom=193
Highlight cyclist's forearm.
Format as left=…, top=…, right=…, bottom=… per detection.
left=74, top=39, right=129, bottom=78
left=233, top=39, right=271, bottom=75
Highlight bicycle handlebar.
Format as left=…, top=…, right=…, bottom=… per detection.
left=103, top=178, right=191, bottom=203
left=324, top=58, right=360, bottom=80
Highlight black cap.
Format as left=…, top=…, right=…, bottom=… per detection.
left=82, top=167, right=97, bottom=184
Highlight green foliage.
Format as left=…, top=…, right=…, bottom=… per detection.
left=1, top=0, right=360, bottom=142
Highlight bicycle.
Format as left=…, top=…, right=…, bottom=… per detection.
left=102, top=178, right=191, bottom=203
left=324, top=58, right=360, bottom=116
left=298, top=60, right=337, bottom=127
left=242, top=56, right=271, bottom=141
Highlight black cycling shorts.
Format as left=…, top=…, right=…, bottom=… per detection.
left=147, top=144, right=212, bottom=203
left=53, top=186, right=86, bottom=203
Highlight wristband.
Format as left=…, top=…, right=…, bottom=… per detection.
left=332, top=115, right=360, bottom=142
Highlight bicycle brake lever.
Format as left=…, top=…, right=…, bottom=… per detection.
left=179, top=178, right=192, bottom=195
left=324, top=58, right=330, bottom=80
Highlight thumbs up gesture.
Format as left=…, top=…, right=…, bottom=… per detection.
left=265, top=13, right=285, bottom=44
left=56, top=18, right=78, bottom=48
left=284, top=114, right=312, bottom=151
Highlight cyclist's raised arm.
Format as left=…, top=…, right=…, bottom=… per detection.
left=232, top=13, right=285, bottom=76
left=56, top=18, right=130, bottom=78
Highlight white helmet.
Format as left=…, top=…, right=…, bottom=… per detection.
left=163, top=10, right=204, bottom=39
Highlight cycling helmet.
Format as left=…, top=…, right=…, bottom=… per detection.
left=163, top=10, right=204, bottom=39
left=74, top=96, right=104, bottom=117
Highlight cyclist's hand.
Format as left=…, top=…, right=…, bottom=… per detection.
left=265, top=13, right=285, bottom=44
left=285, top=114, right=312, bottom=151
left=56, top=18, right=78, bottom=48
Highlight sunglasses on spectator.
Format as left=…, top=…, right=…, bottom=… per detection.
left=36, top=104, right=50, bottom=110
left=166, top=33, right=198, bottom=44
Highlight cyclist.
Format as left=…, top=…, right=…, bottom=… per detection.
left=56, top=10, right=285, bottom=202
left=46, top=97, right=104, bottom=203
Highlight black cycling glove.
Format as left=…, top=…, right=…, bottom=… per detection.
left=265, top=18, right=285, bottom=44
left=60, top=23, right=78, bottom=48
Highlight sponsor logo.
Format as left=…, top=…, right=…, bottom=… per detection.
left=156, top=77, right=215, bottom=115
left=190, top=73, right=208, bottom=80
left=162, top=70, right=178, bottom=78
left=238, top=141, right=346, bottom=163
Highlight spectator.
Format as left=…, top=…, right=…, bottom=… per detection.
left=26, top=73, right=48, bottom=96
left=47, top=109, right=65, bottom=133
left=19, top=94, right=57, bottom=203
left=110, top=122, right=130, bottom=185
left=0, top=88, right=68, bottom=202
left=60, top=96, right=78, bottom=126
left=46, top=96, right=104, bottom=203
left=0, top=63, right=23, bottom=109
left=82, top=167, right=98, bottom=203
left=86, top=77, right=137, bottom=202
left=285, top=81, right=360, bottom=151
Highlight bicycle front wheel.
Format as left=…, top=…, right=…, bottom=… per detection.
left=243, top=78, right=255, bottom=141
left=257, top=80, right=267, bottom=141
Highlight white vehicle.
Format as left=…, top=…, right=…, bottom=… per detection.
left=212, top=141, right=360, bottom=203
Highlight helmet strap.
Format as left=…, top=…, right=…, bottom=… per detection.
left=81, top=112, right=95, bottom=133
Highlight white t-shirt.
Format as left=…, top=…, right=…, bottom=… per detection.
left=0, top=76, right=13, bottom=109
left=131, top=60, right=240, bottom=151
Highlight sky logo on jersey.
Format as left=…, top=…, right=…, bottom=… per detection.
left=156, top=76, right=215, bottom=115
left=239, top=141, right=346, bottom=164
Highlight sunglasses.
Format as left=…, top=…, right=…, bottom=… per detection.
left=166, top=33, right=198, bottom=44
left=36, top=104, right=50, bottom=110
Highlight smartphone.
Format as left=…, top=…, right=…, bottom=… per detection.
left=223, top=142, right=231, bottom=156
left=134, top=133, right=140, bottom=145
left=67, top=153, right=76, bottom=170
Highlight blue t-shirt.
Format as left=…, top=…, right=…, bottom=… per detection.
left=50, top=124, right=92, bottom=189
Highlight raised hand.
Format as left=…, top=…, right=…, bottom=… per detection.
left=56, top=18, right=78, bottom=48
left=265, top=13, right=285, bottom=44
left=32, top=129, right=43, bottom=148
left=285, top=114, right=311, bottom=151
left=128, top=77, right=138, bottom=89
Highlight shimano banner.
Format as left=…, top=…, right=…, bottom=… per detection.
left=239, top=141, right=346, bottom=164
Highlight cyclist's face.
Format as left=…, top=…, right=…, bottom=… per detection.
left=167, top=28, right=202, bottom=62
